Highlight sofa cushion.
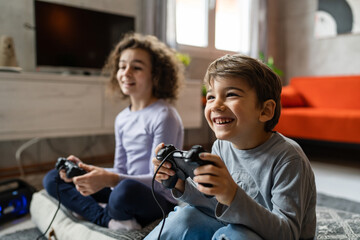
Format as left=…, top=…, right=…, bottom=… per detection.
left=276, top=108, right=360, bottom=143
left=281, top=85, right=307, bottom=107
left=290, top=76, right=360, bottom=109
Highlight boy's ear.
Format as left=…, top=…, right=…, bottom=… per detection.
left=259, top=99, right=276, bottom=122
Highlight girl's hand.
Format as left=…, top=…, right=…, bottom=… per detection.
left=152, top=143, right=185, bottom=193
left=73, top=164, right=120, bottom=196
left=58, top=155, right=83, bottom=183
left=59, top=169, right=73, bottom=183
left=67, top=155, right=82, bottom=165
left=193, top=153, right=238, bottom=206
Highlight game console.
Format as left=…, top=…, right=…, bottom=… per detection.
left=156, top=144, right=213, bottom=190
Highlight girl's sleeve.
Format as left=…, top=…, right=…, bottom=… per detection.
left=149, top=107, right=184, bottom=175
left=112, top=107, right=184, bottom=188
left=107, top=114, right=127, bottom=174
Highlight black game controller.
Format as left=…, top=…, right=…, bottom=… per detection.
left=55, top=157, right=87, bottom=178
left=156, top=145, right=213, bottom=190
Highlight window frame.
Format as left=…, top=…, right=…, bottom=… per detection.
left=174, top=0, right=246, bottom=59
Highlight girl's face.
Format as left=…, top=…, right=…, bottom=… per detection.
left=204, top=76, right=267, bottom=149
left=116, top=48, right=153, bottom=100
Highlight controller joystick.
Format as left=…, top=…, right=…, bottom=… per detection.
left=156, top=145, right=213, bottom=194
left=55, top=157, right=87, bottom=178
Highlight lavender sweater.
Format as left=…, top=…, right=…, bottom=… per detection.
left=107, top=99, right=184, bottom=203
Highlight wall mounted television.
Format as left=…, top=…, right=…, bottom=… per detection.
left=34, top=1, right=135, bottom=74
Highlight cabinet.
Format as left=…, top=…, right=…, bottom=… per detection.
left=0, top=72, right=202, bottom=140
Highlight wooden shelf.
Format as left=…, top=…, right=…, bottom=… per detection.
left=0, top=72, right=202, bottom=140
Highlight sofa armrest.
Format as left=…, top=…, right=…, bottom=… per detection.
left=281, top=85, right=306, bottom=107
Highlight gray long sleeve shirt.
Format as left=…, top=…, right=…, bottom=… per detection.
left=172, top=132, right=316, bottom=240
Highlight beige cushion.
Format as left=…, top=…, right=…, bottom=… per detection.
left=30, top=189, right=159, bottom=240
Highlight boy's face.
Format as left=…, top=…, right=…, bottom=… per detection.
left=204, top=76, right=267, bottom=149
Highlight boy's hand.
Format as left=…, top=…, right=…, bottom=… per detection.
left=152, top=143, right=185, bottom=193
left=73, top=164, right=120, bottom=196
left=193, top=153, right=238, bottom=206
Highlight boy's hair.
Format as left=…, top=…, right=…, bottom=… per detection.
left=204, top=54, right=282, bottom=132
left=103, top=33, right=184, bottom=101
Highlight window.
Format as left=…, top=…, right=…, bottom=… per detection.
left=174, top=0, right=251, bottom=57
left=175, top=0, right=208, bottom=47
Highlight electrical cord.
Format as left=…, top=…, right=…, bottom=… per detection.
left=37, top=151, right=175, bottom=240
left=36, top=176, right=61, bottom=240
left=151, top=150, right=179, bottom=240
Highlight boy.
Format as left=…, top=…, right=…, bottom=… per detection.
left=146, top=54, right=316, bottom=240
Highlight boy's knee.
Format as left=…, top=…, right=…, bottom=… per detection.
left=156, top=206, right=218, bottom=239
left=213, top=224, right=262, bottom=240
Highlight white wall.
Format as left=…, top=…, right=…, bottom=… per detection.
left=0, top=0, right=211, bottom=175
left=268, top=0, right=360, bottom=84
left=0, top=0, right=142, bottom=71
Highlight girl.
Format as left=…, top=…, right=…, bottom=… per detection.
left=43, top=33, right=184, bottom=230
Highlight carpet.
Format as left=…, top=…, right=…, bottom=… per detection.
left=2, top=193, right=360, bottom=240
left=316, top=193, right=360, bottom=240
left=1, top=228, right=45, bottom=240
left=317, top=193, right=360, bottom=214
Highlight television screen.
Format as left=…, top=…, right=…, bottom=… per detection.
left=34, top=1, right=135, bottom=71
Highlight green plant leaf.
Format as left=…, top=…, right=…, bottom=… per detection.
left=202, top=84, right=207, bottom=96
left=258, top=52, right=283, bottom=77
left=176, top=52, right=191, bottom=66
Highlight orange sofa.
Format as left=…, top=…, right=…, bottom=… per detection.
left=274, top=75, right=360, bottom=144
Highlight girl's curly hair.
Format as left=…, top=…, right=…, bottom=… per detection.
left=103, top=33, right=184, bottom=102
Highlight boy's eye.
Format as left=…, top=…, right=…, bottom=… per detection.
left=227, top=92, right=239, bottom=97
left=206, top=95, right=215, bottom=101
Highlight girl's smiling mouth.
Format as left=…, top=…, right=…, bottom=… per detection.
left=122, top=80, right=136, bottom=86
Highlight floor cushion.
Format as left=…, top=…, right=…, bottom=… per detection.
left=30, top=190, right=160, bottom=240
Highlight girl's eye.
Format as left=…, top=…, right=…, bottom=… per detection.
left=119, top=66, right=126, bottom=70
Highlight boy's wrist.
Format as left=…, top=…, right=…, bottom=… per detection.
left=174, top=179, right=185, bottom=193
left=220, top=185, right=237, bottom=206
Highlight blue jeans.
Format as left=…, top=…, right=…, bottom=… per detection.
left=43, top=169, right=175, bottom=227
left=144, top=205, right=263, bottom=240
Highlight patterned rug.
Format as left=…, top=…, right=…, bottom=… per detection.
left=316, top=206, right=360, bottom=239
left=316, top=193, right=360, bottom=240
left=1, top=228, right=45, bottom=240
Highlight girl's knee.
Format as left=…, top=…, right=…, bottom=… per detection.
left=43, top=169, right=59, bottom=196
left=110, top=179, right=142, bottom=206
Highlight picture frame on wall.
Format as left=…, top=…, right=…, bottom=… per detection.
left=314, top=0, right=360, bottom=38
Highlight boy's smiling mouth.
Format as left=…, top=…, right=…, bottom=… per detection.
left=213, top=117, right=234, bottom=125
